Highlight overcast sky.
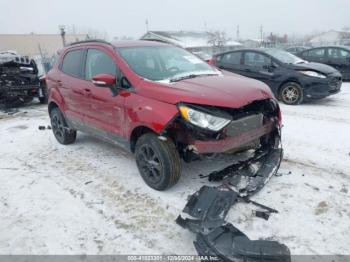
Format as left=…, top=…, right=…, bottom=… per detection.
left=1, top=0, right=349, bottom=39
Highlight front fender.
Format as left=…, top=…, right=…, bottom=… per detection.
left=124, top=93, right=179, bottom=139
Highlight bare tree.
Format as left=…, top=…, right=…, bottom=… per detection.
left=207, top=31, right=230, bottom=47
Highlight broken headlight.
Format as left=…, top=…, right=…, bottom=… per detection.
left=179, top=105, right=231, bottom=131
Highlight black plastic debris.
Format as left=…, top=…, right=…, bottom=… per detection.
left=255, top=210, right=271, bottom=221
left=207, top=148, right=283, bottom=197
left=177, top=185, right=290, bottom=261
left=38, top=125, right=51, bottom=130
left=177, top=186, right=238, bottom=233
left=194, top=224, right=290, bottom=262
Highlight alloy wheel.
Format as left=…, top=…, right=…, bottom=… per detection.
left=282, top=86, right=300, bottom=104
left=137, top=144, right=162, bottom=184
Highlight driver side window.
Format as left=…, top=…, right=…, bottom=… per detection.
left=244, top=52, right=271, bottom=69
left=85, top=49, right=117, bottom=80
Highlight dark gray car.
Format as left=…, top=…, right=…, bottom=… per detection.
left=297, top=46, right=350, bottom=80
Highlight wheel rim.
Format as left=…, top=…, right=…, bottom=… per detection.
left=137, top=144, right=162, bottom=184
left=282, top=86, right=299, bottom=103
left=51, top=114, right=65, bottom=140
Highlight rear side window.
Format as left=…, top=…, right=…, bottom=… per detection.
left=328, top=48, right=350, bottom=59
left=308, top=48, right=325, bottom=58
left=85, top=49, right=117, bottom=80
left=221, top=52, right=242, bottom=65
left=61, top=49, right=84, bottom=77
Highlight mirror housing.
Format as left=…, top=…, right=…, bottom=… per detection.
left=92, top=74, right=117, bottom=88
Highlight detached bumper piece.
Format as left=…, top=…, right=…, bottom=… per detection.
left=195, top=224, right=291, bottom=262
left=177, top=141, right=290, bottom=262
left=176, top=186, right=238, bottom=234
left=177, top=185, right=290, bottom=262
left=208, top=148, right=283, bottom=197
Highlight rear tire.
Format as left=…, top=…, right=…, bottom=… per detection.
left=279, top=82, right=303, bottom=105
left=135, top=133, right=181, bottom=191
left=50, top=107, right=76, bottom=144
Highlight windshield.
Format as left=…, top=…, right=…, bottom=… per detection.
left=117, top=46, right=219, bottom=82
left=264, top=49, right=305, bottom=64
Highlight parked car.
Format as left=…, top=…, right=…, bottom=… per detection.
left=0, top=51, right=48, bottom=107
left=211, top=48, right=342, bottom=105
left=285, top=46, right=308, bottom=55
left=297, top=46, right=350, bottom=80
left=47, top=40, right=282, bottom=190
left=192, top=51, right=212, bottom=62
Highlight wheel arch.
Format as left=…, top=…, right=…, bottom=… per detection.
left=129, top=125, right=157, bottom=153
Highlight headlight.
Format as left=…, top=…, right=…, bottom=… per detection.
left=299, top=70, right=326, bottom=78
left=179, top=105, right=231, bottom=131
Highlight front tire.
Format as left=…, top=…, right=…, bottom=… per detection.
left=279, top=82, right=303, bottom=105
left=50, top=107, right=76, bottom=145
left=135, top=133, right=181, bottom=191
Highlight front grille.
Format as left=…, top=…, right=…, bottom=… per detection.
left=225, top=113, right=263, bottom=137
left=329, top=76, right=342, bottom=90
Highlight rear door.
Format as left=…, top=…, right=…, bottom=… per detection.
left=326, top=47, right=350, bottom=79
left=302, top=48, right=326, bottom=63
left=215, top=51, right=243, bottom=74
left=83, top=48, right=126, bottom=139
left=59, top=48, right=87, bottom=125
left=241, top=51, right=275, bottom=86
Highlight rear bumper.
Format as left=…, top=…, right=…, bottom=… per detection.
left=192, top=120, right=276, bottom=154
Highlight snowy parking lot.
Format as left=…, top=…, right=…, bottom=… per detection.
left=0, top=83, right=349, bottom=255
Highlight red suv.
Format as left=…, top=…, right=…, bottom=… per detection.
left=47, top=40, right=281, bottom=190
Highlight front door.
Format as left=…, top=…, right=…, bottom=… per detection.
left=327, top=47, right=350, bottom=79
left=241, top=51, right=276, bottom=86
left=303, top=48, right=326, bottom=64
left=83, top=48, right=126, bottom=140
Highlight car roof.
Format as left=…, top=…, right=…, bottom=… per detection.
left=66, top=39, right=172, bottom=50
left=214, top=48, right=276, bottom=56
left=112, top=40, right=171, bottom=48
left=304, top=45, right=350, bottom=50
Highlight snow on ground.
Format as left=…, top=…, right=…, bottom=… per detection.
left=0, top=84, right=349, bottom=255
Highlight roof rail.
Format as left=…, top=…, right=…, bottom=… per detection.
left=68, top=39, right=112, bottom=46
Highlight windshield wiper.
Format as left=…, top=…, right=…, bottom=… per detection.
left=170, top=73, right=218, bottom=83
left=170, top=74, right=200, bottom=82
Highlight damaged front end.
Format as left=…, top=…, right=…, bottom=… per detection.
left=0, top=52, right=45, bottom=108
left=164, top=98, right=283, bottom=196
left=173, top=99, right=289, bottom=261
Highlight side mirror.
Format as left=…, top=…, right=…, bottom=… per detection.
left=92, top=74, right=117, bottom=88
left=263, top=64, right=277, bottom=71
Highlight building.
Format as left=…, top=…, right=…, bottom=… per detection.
left=308, top=30, right=350, bottom=46
left=0, top=33, right=88, bottom=57
left=140, top=31, right=242, bottom=55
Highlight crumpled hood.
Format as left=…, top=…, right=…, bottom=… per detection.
left=286, top=62, right=338, bottom=75
left=136, top=72, right=274, bottom=108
